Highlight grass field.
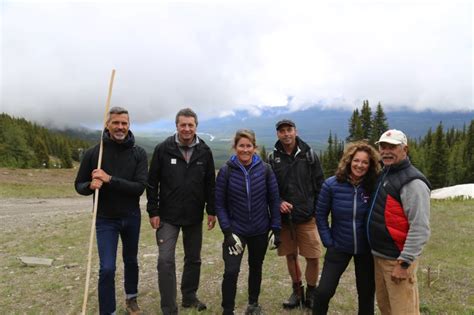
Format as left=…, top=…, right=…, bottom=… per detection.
left=0, top=168, right=473, bottom=314
left=0, top=168, right=78, bottom=198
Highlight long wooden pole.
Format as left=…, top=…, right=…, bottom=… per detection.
left=82, top=69, right=116, bottom=315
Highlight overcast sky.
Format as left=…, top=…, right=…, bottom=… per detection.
left=1, top=0, right=472, bottom=128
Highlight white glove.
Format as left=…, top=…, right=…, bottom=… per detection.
left=268, top=229, right=281, bottom=250
left=268, top=231, right=277, bottom=250
left=226, top=233, right=244, bottom=256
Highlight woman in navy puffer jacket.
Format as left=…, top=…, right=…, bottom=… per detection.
left=313, top=142, right=381, bottom=315
left=216, top=129, right=280, bottom=315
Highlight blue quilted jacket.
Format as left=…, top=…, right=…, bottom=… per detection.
left=216, top=155, right=281, bottom=237
left=316, top=176, right=371, bottom=254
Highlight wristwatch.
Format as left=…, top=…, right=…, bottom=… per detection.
left=398, top=260, right=411, bottom=269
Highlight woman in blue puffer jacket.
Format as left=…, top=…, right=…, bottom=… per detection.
left=313, top=141, right=381, bottom=315
left=215, top=129, right=281, bottom=315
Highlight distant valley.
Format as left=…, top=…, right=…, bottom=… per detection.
left=60, top=107, right=473, bottom=168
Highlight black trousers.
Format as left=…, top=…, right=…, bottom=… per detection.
left=313, top=247, right=375, bottom=315
left=221, top=233, right=268, bottom=313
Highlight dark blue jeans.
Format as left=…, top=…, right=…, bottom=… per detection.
left=96, top=213, right=141, bottom=315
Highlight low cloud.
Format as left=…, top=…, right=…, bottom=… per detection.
left=1, top=1, right=472, bottom=128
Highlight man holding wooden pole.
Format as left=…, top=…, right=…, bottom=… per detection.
left=75, top=106, right=148, bottom=315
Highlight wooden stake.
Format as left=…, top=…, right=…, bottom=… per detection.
left=82, top=69, right=116, bottom=315
left=427, top=266, right=431, bottom=288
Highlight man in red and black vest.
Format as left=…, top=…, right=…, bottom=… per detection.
left=367, top=129, right=431, bottom=315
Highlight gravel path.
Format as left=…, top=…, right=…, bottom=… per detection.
left=0, top=197, right=91, bottom=232
left=0, top=197, right=149, bottom=232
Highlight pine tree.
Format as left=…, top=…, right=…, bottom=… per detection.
left=446, top=141, right=466, bottom=186
left=59, top=140, right=73, bottom=168
left=323, top=131, right=334, bottom=176
left=428, top=122, right=447, bottom=189
left=446, top=126, right=456, bottom=147
left=464, top=120, right=474, bottom=182
left=0, top=119, right=35, bottom=168
left=371, top=102, right=389, bottom=144
left=347, top=109, right=358, bottom=142
left=360, top=100, right=372, bottom=140
left=419, top=128, right=433, bottom=180
left=333, top=134, right=344, bottom=163
left=33, top=138, right=50, bottom=168
left=347, top=109, right=364, bottom=142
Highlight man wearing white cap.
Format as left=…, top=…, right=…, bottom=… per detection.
left=367, top=129, right=431, bottom=315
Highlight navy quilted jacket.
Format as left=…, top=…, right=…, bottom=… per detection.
left=216, top=154, right=281, bottom=237
left=316, top=176, right=371, bottom=254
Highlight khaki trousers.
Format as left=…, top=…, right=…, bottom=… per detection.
left=374, top=256, right=420, bottom=315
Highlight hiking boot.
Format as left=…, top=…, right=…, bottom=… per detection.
left=282, top=282, right=305, bottom=309
left=125, top=297, right=142, bottom=315
left=182, top=298, right=207, bottom=311
left=245, top=303, right=262, bottom=315
left=305, top=285, right=316, bottom=309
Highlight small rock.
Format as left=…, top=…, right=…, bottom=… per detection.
left=18, top=256, right=53, bottom=267
left=65, top=263, right=79, bottom=269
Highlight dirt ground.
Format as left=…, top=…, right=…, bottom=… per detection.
left=0, top=197, right=91, bottom=232
left=0, top=167, right=86, bottom=231
left=0, top=167, right=77, bottom=185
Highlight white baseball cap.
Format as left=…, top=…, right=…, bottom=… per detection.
left=376, top=129, right=408, bottom=145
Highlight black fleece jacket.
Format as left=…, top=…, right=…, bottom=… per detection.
left=269, top=137, right=324, bottom=224
left=74, top=130, right=148, bottom=218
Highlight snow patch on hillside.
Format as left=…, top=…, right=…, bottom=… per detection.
left=431, top=184, right=474, bottom=200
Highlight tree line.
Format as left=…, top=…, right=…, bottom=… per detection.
left=2, top=107, right=473, bottom=189
left=0, top=113, right=91, bottom=168
left=318, top=101, right=474, bottom=189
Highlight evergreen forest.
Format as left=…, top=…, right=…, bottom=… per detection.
left=0, top=113, right=91, bottom=169
left=2, top=104, right=473, bottom=189
left=317, top=101, right=474, bottom=189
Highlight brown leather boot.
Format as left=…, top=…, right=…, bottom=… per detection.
left=125, top=297, right=142, bottom=315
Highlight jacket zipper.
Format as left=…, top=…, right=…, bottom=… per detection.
left=352, top=186, right=358, bottom=254
left=246, top=172, right=251, bottom=220
left=237, top=162, right=254, bottom=221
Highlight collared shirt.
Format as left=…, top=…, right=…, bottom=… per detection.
left=174, top=133, right=199, bottom=163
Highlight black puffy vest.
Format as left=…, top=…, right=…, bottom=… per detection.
left=367, top=159, right=431, bottom=258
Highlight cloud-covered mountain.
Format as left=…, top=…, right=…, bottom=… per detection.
left=137, top=107, right=474, bottom=151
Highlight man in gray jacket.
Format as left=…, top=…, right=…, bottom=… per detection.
left=367, top=129, right=431, bottom=315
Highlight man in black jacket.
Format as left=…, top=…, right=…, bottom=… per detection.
left=269, top=119, right=324, bottom=310
left=75, top=106, right=148, bottom=315
left=147, top=108, right=216, bottom=315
